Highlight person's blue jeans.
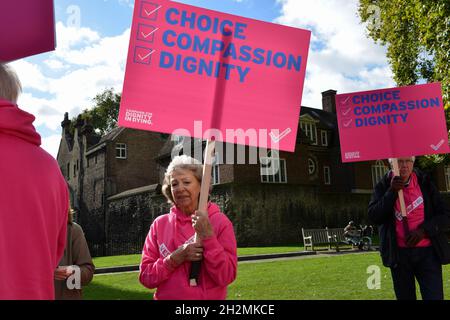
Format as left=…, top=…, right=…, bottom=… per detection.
left=390, top=246, right=443, bottom=300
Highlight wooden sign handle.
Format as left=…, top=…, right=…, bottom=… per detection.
left=391, top=159, right=407, bottom=217
left=189, top=139, right=216, bottom=286
left=391, top=158, right=410, bottom=236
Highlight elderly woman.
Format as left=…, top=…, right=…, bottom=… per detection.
left=369, top=157, right=450, bottom=300
left=139, top=155, right=237, bottom=300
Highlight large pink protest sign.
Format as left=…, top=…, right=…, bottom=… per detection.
left=119, top=0, right=311, bottom=152
left=0, top=0, right=56, bottom=62
left=336, top=82, right=449, bottom=162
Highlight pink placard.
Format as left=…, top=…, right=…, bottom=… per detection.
left=336, top=83, right=449, bottom=162
left=0, top=0, right=56, bottom=62
left=119, top=0, right=311, bottom=152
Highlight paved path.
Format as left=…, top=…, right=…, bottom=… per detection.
left=95, top=248, right=380, bottom=275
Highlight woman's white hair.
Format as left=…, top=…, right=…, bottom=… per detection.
left=162, top=155, right=204, bottom=204
left=388, top=156, right=416, bottom=166
left=0, top=63, right=22, bottom=103
left=165, top=155, right=202, bottom=175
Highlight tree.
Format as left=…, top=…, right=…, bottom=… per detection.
left=358, top=0, right=450, bottom=168
left=71, top=88, right=121, bottom=135
left=359, top=0, right=449, bottom=110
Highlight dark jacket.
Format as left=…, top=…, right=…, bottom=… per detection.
left=368, top=169, right=450, bottom=267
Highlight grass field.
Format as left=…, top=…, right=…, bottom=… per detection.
left=84, top=251, right=450, bottom=300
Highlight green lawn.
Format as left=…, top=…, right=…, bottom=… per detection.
left=93, top=254, right=142, bottom=268
left=92, top=246, right=304, bottom=268
left=84, top=252, right=450, bottom=300
left=237, top=245, right=303, bottom=256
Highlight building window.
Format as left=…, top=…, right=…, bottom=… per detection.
left=308, top=158, right=316, bottom=175
left=445, top=166, right=450, bottom=191
left=95, top=155, right=98, bottom=164
left=73, top=164, right=76, bottom=178
left=300, top=121, right=318, bottom=145
left=324, top=166, right=331, bottom=185
left=372, top=160, right=388, bottom=188
left=321, top=130, right=328, bottom=146
left=67, top=163, right=70, bottom=180
left=93, top=181, right=96, bottom=203
left=260, top=156, right=287, bottom=184
left=212, top=164, right=220, bottom=185
left=116, top=143, right=127, bottom=159
left=212, top=153, right=220, bottom=185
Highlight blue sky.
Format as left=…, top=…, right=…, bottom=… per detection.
left=10, top=0, right=394, bottom=158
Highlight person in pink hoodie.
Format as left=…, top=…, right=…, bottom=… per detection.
left=0, top=63, right=69, bottom=299
left=139, top=155, right=237, bottom=300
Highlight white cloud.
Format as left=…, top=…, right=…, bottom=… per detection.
left=100, top=0, right=134, bottom=8
left=118, top=0, right=134, bottom=8
left=275, top=0, right=395, bottom=109
left=53, top=22, right=129, bottom=67
left=13, top=23, right=130, bottom=135
left=55, top=22, right=101, bottom=51
left=41, top=134, right=62, bottom=159
left=43, top=59, right=67, bottom=70
left=10, top=60, right=50, bottom=92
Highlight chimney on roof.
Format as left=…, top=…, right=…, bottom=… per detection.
left=75, top=115, right=84, bottom=128
left=74, top=115, right=84, bottom=141
left=61, top=112, right=71, bottom=135
left=81, top=118, right=94, bottom=136
left=322, top=89, right=337, bottom=114
left=81, top=118, right=96, bottom=151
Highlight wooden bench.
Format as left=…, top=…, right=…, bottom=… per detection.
left=301, top=227, right=347, bottom=251
left=326, top=228, right=346, bottom=243
left=326, top=228, right=351, bottom=252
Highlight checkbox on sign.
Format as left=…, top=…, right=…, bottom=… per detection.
left=341, top=118, right=353, bottom=129
left=140, top=1, right=162, bottom=21
left=134, top=46, right=155, bottom=65
left=341, top=107, right=352, bottom=116
left=340, top=96, right=351, bottom=105
left=137, top=24, right=158, bottom=43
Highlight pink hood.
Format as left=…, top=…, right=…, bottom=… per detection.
left=0, top=99, right=41, bottom=146
left=139, top=202, right=237, bottom=300
left=0, top=100, right=68, bottom=300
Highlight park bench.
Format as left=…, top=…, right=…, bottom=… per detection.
left=301, top=227, right=347, bottom=251
left=326, top=227, right=352, bottom=251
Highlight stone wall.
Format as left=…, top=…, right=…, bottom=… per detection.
left=93, top=191, right=169, bottom=257
left=85, top=183, right=450, bottom=256
left=84, top=151, right=106, bottom=213
left=223, top=184, right=372, bottom=246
